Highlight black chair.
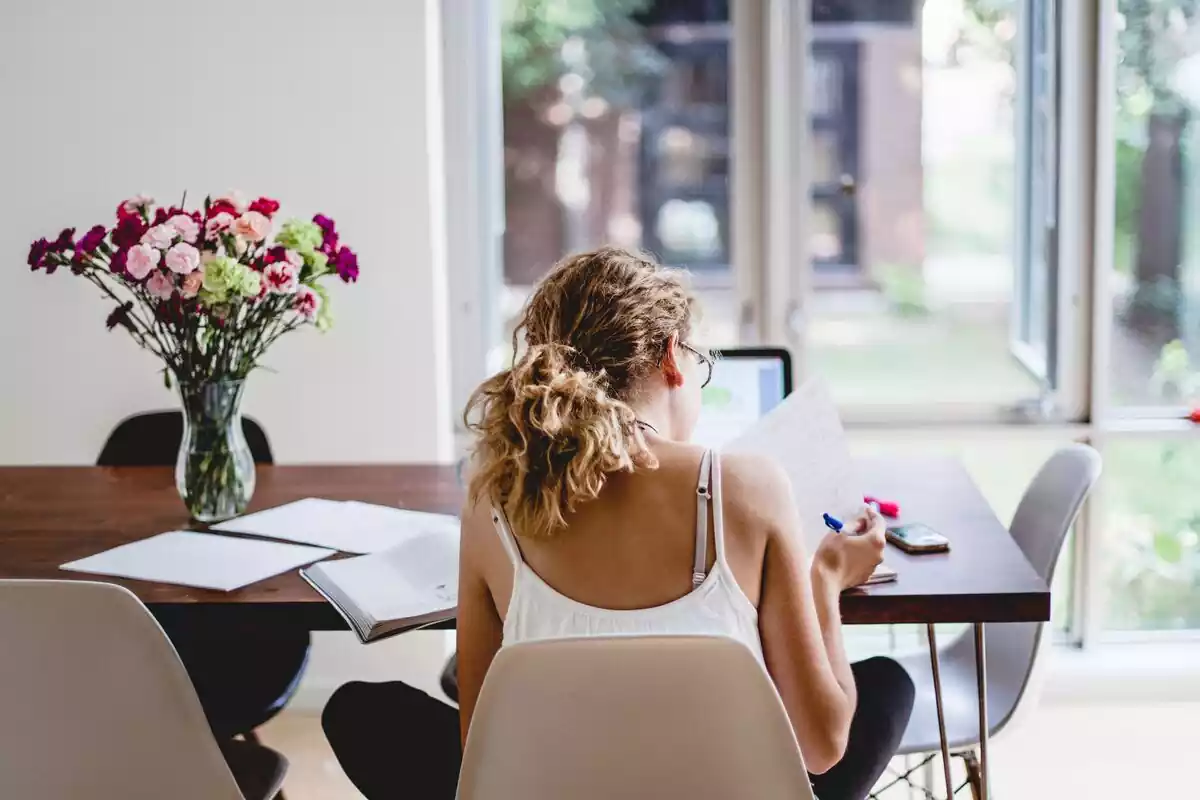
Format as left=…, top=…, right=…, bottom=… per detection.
left=98, top=412, right=311, bottom=751
left=440, top=652, right=459, bottom=702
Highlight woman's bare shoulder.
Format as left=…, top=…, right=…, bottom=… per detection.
left=718, top=451, right=794, bottom=531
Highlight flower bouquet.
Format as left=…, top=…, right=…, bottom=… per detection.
left=27, top=192, right=359, bottom=521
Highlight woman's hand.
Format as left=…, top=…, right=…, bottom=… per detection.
left=812, top=506, right=886, bottom=591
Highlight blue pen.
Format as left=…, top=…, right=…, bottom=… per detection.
left=823, top=513, right=843, bottom=533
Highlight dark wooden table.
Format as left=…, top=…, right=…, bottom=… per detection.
left=0, top=458, right=1048, bottom=628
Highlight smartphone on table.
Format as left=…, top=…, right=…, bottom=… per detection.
left=886, top=523, right=950, bottom=554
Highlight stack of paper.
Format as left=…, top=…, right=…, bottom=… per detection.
left=60, top=531, right=334, bottom=591
left=212, top=499, right=460, bottom=554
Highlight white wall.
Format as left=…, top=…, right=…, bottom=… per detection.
left=1, top=0, right=456, bottom=706
left=1, top=0, right=452, bottom=465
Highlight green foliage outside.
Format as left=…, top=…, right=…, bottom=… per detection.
left=501, top=0, right=665, bottom=107
left=1106, top=440, right=1200, bottom=630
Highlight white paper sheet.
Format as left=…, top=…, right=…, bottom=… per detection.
left=211, top=498, right=459, bottom=554
left=726, top=378, right=866, bottom=550
left=60, top=531, right=335, bottom=592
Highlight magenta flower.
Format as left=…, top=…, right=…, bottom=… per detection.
left=334, top=247, right=359, bottom=283
left=77, top=225, right=107, bottom=253
left=313, top=214, right=339, bottom=254
left=27, top=238, right=50, bottom=270
left=51, top=228, right=75, bottom=252
left=113, top=215, right=147, bottom=249
left=110, top=248, right=129, bottom=277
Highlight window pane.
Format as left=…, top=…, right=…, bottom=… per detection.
left=1109, top=2, right=1200, bottom=407
left=805, top=1, right=1043, bottom=408
left=1104, top=440, right=1200, bottom=631
left=498, top=1, right=735, bottom=364
left=811, top=202, right=844, bottom=262
left=812, top=131, right=842, bottom=185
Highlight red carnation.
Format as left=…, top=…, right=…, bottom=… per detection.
left=249, top=197, right=280, bottom=217
left=112, top=215, right=147, bottom=249
left=207, top=199, right=239, bottom=218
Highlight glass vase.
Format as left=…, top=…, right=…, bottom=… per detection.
left=175, top=379, right=256, bottom=523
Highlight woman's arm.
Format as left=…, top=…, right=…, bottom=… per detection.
left=732, top=454, right=857, bottom=774
left=456, top=499, right=505, bottom=748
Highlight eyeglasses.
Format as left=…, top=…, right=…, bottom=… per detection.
left=681, top=342, right=714, bottom=389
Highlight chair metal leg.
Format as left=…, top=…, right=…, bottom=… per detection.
left=974, top=623, right=990, bottom=800
left=960, top=750, right=983, bottom=800
left=926, top=624, right=954, bottom=800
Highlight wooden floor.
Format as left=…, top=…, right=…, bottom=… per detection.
left=259, top=699, right=1197, bottom=799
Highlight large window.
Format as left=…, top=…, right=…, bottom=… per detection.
left=497, top=0, right=737, bottom=360
left=451, top=0, right=1200, bottom=647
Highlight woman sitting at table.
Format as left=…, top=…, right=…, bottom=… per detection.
left=322, top=246, right=914, bottom=799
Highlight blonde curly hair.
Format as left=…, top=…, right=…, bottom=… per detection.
left=464, top=246, right=694, bottom=539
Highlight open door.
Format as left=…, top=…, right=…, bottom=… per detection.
left=1011, top=0, right=1061, bottom=401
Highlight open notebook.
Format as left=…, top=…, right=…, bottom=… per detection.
left=301, top=525, right=460, bottom=644
left=727, top=378, right=896, bottom=586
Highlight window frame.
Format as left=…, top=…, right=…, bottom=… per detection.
left=444, top=0, right=1200, bottom=651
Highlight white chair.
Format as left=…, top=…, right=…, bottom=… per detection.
left=888, top=444, right=1102, bottom=799
left=458, top=635, right=815, bottom=800
left=0, top=580, right=287, bottom=800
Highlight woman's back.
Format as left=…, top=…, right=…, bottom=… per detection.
left=472, top=444, right=768, bottom=663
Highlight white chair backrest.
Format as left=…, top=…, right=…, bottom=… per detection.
left=0, top=580, right=246, bottom=800
left=948, top=444, right=1102, bottom=735
left=458, top=635, right=814, bottom=800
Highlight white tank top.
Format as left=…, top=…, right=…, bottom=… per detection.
left=490, top=449, right=765, bottom=667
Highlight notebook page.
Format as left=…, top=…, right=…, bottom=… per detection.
left=726, top=378, right=865, bottom=551
left=315, top=532, right=459, bottom=624
left=61, top=531, right=334, bottom=592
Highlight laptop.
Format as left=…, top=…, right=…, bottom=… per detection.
left=691, top=347, right=793, bottom=450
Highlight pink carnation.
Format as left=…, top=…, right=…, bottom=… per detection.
left=264, top=261, right=299, bottom=295
left=141, top=224, right=176, bottom=250
left=146, top=270, right=175, bottom=300
left=205, top=212, right=235, bottom=239
left=213, top=190, right=248, bottom=215
left=126, top=244, right=160, bottom=280
left=118, top=194, right=154, bottom=218
left=165, top=242, right=201, bottom=274
left=294, top=285, right=321, bottom=321
left=285, top=249, right=303, bottom=268
left=233, top=211, right=271, bottom=243
left=166, top=214, right=200, bottom=244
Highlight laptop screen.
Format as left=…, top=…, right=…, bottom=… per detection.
left=691, top=349, right=792, bottom=450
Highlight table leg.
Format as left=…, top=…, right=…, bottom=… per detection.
left=926, top=623, right=953, bottom=799
left=974, top=622, right=990, bottom=800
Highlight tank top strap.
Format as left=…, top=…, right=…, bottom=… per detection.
left=711, top=450, right=728, bottom=564
left=692, top=449, right=713, bottom=589
left=489, top=504, right=523, bottom=571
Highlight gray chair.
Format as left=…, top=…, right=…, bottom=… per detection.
left=884, top=444, right=1102, bottom=799
left=458, top=636, right=815, bottom=800
left=0, top=580, right=287, bottom=800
